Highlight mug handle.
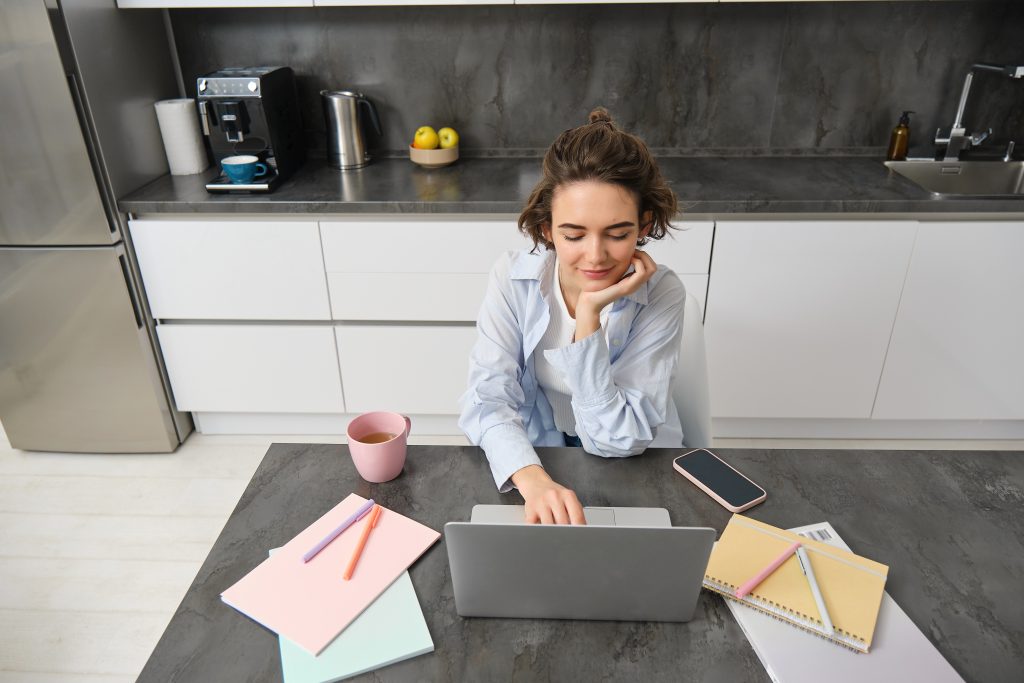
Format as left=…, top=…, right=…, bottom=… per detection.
left=403, top=415, right=412, bottom=437
left=254, top=162, right=268, bottom=177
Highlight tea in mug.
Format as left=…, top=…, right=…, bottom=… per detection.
left=358, top=431, right=397, bottom=444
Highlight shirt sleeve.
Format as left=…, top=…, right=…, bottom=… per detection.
left=458, top=254, right=543, bottom=491
left=542, top=269, right=684, bottom=458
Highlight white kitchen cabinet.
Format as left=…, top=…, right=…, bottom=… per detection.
left=157, top=325, right=345, bottom=413
left=873, top=222, right=1024, bottom=420
left=118, top=1, right=312, bottom=7
left=705, top=220, right=917, bottom=419
left=129, top=218, right=330, bottom=320
left=336, top=325, right=477, bottom=415
left=321, top=217, right=527, bottom=321
left=315, top=1, right=511, bottom=5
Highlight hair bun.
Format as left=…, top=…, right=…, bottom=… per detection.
left=588, top=106, right=613, bottom=126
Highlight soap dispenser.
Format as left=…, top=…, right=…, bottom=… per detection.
left=886, top=111, right=914, bottom=161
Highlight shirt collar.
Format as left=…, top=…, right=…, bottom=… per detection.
left=509, top=249, right=650, bottom=306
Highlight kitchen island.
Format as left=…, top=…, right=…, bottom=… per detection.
left=136, top=444, right=1024, bottom=682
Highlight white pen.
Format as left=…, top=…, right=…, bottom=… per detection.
left=796, top=545, right=834, bottom=637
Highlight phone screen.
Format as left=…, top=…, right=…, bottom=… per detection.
left=674, top=450, right=764, bottom=507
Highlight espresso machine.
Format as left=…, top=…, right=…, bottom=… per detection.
left=197, top=66, right=305, bottom=192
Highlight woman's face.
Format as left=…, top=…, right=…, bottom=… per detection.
left=543, top=180, right=650, bottom=300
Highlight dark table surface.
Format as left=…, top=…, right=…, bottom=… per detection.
left=138, top=445, right=1024, bottom=682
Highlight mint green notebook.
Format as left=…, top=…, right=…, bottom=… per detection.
left=278, top=571, right=434, bottom=682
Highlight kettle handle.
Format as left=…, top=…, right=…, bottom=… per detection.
left=358, top=97, right=383, bottom=138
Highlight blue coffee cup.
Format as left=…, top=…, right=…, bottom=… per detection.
left=221, top=155, right=269, bottom=184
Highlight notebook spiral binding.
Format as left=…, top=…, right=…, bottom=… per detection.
left=703, top=576, right=867, bottom=653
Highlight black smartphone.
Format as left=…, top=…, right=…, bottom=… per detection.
left=672, top=448, right=766, bottom=512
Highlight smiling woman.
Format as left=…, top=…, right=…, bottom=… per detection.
left=458, top=107, right=686, bottom=525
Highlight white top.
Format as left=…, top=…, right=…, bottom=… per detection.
left=534, top=259, right=609, bottom=436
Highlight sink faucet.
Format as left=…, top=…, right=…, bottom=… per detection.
left=934, top=63, right=1024, bottom=161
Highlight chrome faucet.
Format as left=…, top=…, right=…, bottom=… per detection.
left=935, top=63, right=1024, bottom=161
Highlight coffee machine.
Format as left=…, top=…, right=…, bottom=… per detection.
left=197, top=66, right=305, bottom=192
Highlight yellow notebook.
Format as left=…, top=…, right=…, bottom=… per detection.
left=703, top=515, right=888, bottom=653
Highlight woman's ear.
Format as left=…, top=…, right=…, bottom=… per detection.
left=541, top=222, right=553, bottom=245
left=639, top=211, right=653, bottom=241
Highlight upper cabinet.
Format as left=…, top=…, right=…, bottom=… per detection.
left=118, top=1, right=314, bottom=7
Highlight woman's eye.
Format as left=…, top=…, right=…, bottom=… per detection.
left=609, top=233, right=630, bottom=241
left=563, top=235, right=584, bottom=242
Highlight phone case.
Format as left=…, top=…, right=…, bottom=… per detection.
left=672, top=448, right=766, bottom=513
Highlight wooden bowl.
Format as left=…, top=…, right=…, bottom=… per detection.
left=409, top=144, right=458, bottom=168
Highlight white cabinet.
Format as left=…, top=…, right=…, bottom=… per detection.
left=705, top=220, right=917, bottom=419
left=157, top=325, right=345, bottom=412
left=320, top=218, right=526, bottom=321
left=118, top=1, right=312, bottom=7
left=129, top=218, right=330, bottom=320
left=643, top=221, right=713, bottom=312
left=873, top=222, right=1024, bottom=420
left=336, top=325, right=477, bottom=414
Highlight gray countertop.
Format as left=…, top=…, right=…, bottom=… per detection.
left=137, top=444, right=1024, bottom=682
left=119, top=156, right=1024, bottom=217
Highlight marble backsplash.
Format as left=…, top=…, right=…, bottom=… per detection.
left=171, top=2, right=1024, bottom=156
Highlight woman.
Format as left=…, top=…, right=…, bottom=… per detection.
left=459, top=107, right=685, bottom=525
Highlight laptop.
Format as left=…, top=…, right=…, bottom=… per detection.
left=444, top=505, right=715, bottom=622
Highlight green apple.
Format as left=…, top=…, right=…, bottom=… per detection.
left=413, top=126, right=439, bottom=150
left=438, top=127, right=459, bottom=149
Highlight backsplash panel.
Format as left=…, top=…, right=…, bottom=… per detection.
left=171, top=2, right=1024, bottom=156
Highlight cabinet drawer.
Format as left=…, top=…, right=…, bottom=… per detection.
left=129, top=218, right=330, bottom=320
left=336, top=325, right=477, bottom=414
left=157, top=325, right=344, bottom=413
left=328, top=273, right=486, bottom=321
left=320, top=218, right=527, bottom=273
left=643, top=222, right=714, bottom=273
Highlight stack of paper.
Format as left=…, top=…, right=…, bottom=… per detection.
left=222, top=494, right=440, bottom=680
left=727, top=521, right=964, bottom=683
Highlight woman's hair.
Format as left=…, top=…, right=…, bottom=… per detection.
left=518, top=107, right=678, bottom=251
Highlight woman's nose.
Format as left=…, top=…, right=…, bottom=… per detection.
left=586, top=237, right=605, bottom=263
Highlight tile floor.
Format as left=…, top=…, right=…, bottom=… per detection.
left=1, top=423, right=1021, bottom=682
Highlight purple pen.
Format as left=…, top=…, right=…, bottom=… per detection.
left=302, top=498, right=375, bottom=563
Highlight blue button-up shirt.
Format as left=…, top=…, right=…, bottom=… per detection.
left=458, top=248, right=685, bottom=491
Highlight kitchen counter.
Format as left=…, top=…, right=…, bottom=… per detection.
left=118, top=156, right=1024, bottom=217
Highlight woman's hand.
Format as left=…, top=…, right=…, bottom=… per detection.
left=511, top=465, right=586, bottom=525
left=575, top=250, right=657, bottom=341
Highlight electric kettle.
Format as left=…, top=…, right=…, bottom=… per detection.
left=321, top=90, right=382, bottom=170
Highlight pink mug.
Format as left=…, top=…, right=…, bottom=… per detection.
left=346, top=411, right=412, bottom=483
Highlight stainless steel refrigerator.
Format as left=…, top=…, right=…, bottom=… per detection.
left=0, top=0, right=192, bottom=452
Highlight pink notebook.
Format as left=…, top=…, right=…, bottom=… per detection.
left=221, top=494, right=440, bottom=655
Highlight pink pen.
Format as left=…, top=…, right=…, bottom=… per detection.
left=735, top=541, right=802, bottom=599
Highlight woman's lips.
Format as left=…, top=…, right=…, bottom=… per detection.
left=580, top=267, right=614, bottom=280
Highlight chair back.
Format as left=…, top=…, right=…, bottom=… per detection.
left=672, top=292, right=713, bottom=447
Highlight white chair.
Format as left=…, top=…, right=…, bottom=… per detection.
left=672, top=292, right=713, bottom=447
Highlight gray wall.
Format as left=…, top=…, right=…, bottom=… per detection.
left=171, top=2, right=1024, bottom=156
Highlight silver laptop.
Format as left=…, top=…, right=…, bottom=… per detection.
left=445, top=505, right=715, bottom=622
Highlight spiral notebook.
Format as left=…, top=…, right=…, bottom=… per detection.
left=703, top=515, right=888, bottom=653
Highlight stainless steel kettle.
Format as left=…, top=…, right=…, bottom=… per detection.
left=321, top=90, right=382, bottom=170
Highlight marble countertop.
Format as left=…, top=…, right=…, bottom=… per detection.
left=118, top=156, right=1024, bottom=217
left=136, top=444, right=1024, bottom=682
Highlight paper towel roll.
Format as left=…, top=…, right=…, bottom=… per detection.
left=154, top=98, right=208, bottom=176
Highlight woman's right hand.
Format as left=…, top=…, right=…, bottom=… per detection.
left=511, top=465, right=586, bottom=525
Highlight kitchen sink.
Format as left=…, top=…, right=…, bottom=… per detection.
left=885, top=160, right=1024, bottom=197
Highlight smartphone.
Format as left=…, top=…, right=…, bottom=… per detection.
left=672, top=448, right=766, bottom=512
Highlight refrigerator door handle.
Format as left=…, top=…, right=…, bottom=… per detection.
left=118, top=254, right=144, bottom=330
left=65, top=72, right=119, bottom=238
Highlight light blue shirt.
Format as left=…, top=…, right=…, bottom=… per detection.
left=458, top=248, right=685, bottom=492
